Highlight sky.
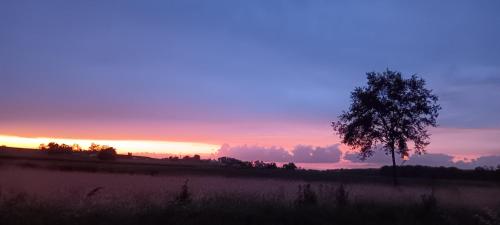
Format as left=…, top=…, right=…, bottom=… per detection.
left=1, top=1, right=500, bottom=168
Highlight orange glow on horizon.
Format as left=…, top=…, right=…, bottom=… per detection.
left=0, top=135, right=220, bottom=155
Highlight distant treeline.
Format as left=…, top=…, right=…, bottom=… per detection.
left=214, top=157, right=500, bottom=182
left=2, top=145, right=499, bottom=182
left=38, top=142, right=118, bottom=160
left=380, top=165, right=500, bottom=182
left=216, top=156, right=297, bottom=170
left=34, top=143, right=300, bottom=170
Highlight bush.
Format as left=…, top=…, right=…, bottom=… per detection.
left=97, top=147, right=117, bottom=160
left=174, top=180, right=192, bottom=206
left=476, top=208, right=500, bottom=225
left=335, top=184, right=349, bottom=208
left=254, top=161, right=278, bottom=169
left=421, top=192, right=437, bottom=213
left=41, top=142, right=73, bottom=154
left=295, top=184, right=317, bottom=206
left=282, top=162, right=297, bottom=170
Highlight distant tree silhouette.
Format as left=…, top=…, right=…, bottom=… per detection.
left=332, top=69, right=440, bottom=185
left=253, top=161, right=278, bottom=169
left=97, top=146, right=117, bottom=160
left=181, top=154, right=202, bottom=161
left=282, top=162, right=297, bottom=170
left=47, top=142, right=59, bottom=150
left=168, top=156, right=180, bottom=161
left=42, top=142, right=73, bottom=154
left=72, top=144, right=82, bottom=151
left=59, top=144, right=72, bottom=151
left=88, top=143, right=101, bottom=151
left=217, top=157, right=253, bottom=168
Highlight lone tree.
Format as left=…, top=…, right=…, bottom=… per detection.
left=332, top=69, right=440, bottom=185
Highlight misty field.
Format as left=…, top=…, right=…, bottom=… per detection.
left=1, top=167, right=500, bottom=225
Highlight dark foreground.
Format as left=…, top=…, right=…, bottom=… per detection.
left=1, top=185, right=499, bottom=225
left=1, top=147, right=499, bottom=225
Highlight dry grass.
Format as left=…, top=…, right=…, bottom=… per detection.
left=1, top=167, right=499, bottom=210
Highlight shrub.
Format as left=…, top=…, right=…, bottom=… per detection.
left=282, top=162, right=297, bottom=170
left=335, top=184, right=349, bottom=208
left=254, top=161, right=278, bottom=169
left=295, top=184, right=317, bottom=206
left=421, top=192, right=437, bottom=213
left=41, top=142, right=73, bottom=154
left=218, top=157, right=252, bottom=168
left=174, top=180, right=192, bottom=206
left=97, top=147, right=117, bottom=160
left=476, top=208, right=500, bottom=225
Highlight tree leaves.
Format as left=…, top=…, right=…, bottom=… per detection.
left=333, top=69, right=441, bottom=160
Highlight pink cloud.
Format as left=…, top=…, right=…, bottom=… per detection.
left=215, top=144, right=342, bottom=163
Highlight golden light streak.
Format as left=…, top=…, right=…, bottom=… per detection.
left=0, top=135, right=220, bottom=155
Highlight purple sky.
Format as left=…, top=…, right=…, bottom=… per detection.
left=1, top=1, right=500, bottom=168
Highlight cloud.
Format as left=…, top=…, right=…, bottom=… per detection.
left=216, top=144, right=498, bottom=169
left=215, top=144, right=341, bottom=163
left=454, top=155, right=500, bottom=169
left=344, top=148, right=395, bottom=165
left=345, top=150, right=500, bottom=169
left=291, top=145, right=342, bottom=163
left=474, top=155, right=500, bottom=167
left=216, top=144, right=291, bottom=162
left=405, top=153, right=456, bottom=167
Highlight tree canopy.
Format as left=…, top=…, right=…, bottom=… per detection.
left=332, top=69, right=440, bottom=184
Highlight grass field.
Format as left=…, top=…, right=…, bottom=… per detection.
left=1, top=147, right=499, bottom=224
left=1, top=165, right=500, bottom=225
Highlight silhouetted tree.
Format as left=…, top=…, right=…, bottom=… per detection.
left=59, top=144, right=72, bottom=151
left=97, top=147, right=117, bottom=160
left=88, top=143, right=101, bottom=151
left=169, top=156, right=180, bottom=161
left=40, top=142, right=73, bottom=154
left=283, top=162, right=297, bottom=170
left=332, top=69, right=440, bottom=185
left=254, top=161, right=278, bottom=169
left=72, top=144, right=82, bottom=151
left=47, top=142, right=59, bottom=150
left=217, top=157, right=253, bottom=168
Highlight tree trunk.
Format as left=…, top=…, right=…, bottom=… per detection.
left=390, top=147, right=398, bottom=186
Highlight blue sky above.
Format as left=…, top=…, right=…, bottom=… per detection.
left=1, top=1, right=500, bottom=164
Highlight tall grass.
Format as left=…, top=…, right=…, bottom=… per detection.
left=0, top=182, right=497, bottom=225
left=1, top=168, right=499, bottom=225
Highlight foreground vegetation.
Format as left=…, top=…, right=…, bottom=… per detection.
left=1, top=146, right=499, bottom=225
left=1, top=179, right=499, bottom=225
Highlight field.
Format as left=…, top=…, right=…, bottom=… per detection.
left=1, top=147, right=499, bottom=225
left=1, top=163, right=500, bottom=225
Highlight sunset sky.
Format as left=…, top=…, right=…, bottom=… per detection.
left=1, top=1, right=500, bottom=168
